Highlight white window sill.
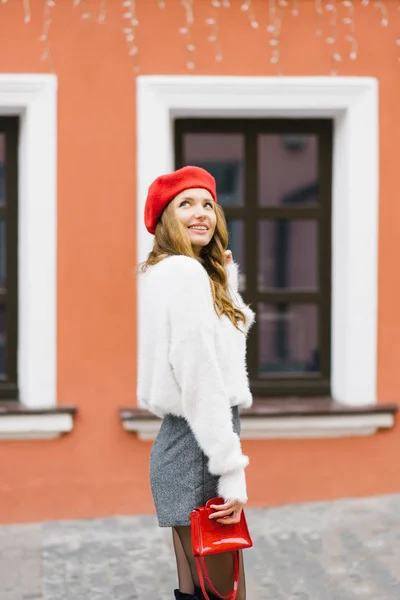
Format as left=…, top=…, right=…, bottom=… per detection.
left=0, top=405, right=76, bottom=440
left=120, top=401, right=397, bottom=441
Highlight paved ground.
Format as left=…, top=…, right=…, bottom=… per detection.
left=1, top=494, right=400, bottom=600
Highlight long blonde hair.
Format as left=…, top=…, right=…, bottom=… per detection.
left=139, top=200, right=247, bottom=331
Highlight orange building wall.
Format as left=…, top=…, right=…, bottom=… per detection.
left=0, top=0, right=399, bottom=524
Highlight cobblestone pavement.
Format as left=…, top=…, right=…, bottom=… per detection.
left=1, top=494, right=400, bottom=600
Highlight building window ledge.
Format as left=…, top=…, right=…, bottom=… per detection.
left=0, top=403, right=77, bottom=440
left=120, top=399, right=397, bottom=441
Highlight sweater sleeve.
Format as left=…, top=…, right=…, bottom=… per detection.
left=167, top=256, right=249, bottom=503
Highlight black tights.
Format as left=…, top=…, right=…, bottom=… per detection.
left=172, top=526, right=246, bottom=599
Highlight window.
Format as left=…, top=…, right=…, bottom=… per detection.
left=175, top=118, right=332, bottom=397
left=0, top=118, right=19, bottom=400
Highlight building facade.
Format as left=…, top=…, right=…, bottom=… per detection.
left=0, top=0, right=399, bottom=524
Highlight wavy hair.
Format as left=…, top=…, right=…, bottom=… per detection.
left=138, top=200, right=247, bottom=331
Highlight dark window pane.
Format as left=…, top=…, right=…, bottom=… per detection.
left=258, top=134, right=318, bottom=206
left=259, top=220, right=318, bottom=290
left=0, top=305, right=6, bottom=375
left=226, top=219, right=245, bottom=291
left=182, top=133, right=244, bottom=206
left=0, top=220, right=5, bottom=288
left=0, top=134, right=4, bottom=207
left=258, top=303, right=319, bottom=375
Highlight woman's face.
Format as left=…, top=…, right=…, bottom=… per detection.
left=172, top=187, right=217, bottom=255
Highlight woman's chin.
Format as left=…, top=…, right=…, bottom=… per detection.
left=188, top=233, right=211, bottom=248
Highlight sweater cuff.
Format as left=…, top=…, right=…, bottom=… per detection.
left=207, top=435, right=249, bottom=475
left=218, top=468, right=248, bottom=504
left=209, top=452, right=249, bottom=476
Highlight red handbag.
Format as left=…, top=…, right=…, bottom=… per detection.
left=190, top=497, right=253, bottom=600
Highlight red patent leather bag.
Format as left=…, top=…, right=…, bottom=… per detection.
left=190, top=497, right=253, bottom=600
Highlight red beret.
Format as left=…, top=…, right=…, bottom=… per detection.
left=145, top=165, right=217, bottom=235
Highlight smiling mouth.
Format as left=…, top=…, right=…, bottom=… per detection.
left=189, top=225, right=209, bottom=231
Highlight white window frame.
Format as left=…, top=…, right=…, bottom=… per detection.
left=137, top=75, right=379, bottom=410
left=0, top=75, right=57, bottom=409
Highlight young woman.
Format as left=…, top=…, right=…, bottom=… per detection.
left=137, top=166, right=255, bottom=600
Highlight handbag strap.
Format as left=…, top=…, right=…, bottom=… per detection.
left=195, top=551, right=240, bottom=600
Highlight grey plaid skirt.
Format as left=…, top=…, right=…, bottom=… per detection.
left=150, top=406, right=240, bottom=527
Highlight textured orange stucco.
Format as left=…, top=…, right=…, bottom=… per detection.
left=0, top=0, right=399, bottom=524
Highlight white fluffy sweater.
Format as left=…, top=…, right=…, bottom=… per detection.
left=137, top=255, right=255, bottom=503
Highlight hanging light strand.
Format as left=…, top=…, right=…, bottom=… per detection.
left=23, top=0, right=31, bottom=22
left=325, top=0, right=341, bottom=75
left=267, top=0, right=283, bottom=70
left=206, top=1, right=223, bottom=62
left=122, top=0, right=140, bottom=72
left=39, top=0, right=55, bottom=70
left=180, top=0, right=195, bottom=70
left=2, top=0, right=400, bottom=74
left=315, top=0, right=324, bottom=36
left=397, top=1, right=400, bottom=62
left=98, top=0, right=106, bottom=23
left=342, top=0, right=357, bottom=60
left=291, top=0, right=299, bottom=16
left=241, top=1, right=259, bottom=29
left=374, top=1, right=388, bottom=27
left=73, top=0, right=91, bottom=20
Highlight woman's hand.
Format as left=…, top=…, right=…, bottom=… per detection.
left=224, top=250, right=233, bottom=265
left=209, top=499, right=245, bottom=525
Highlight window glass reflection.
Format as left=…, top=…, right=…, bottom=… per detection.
left=0, top=220, right=5, bottom=289
left=259, top=220, right=318, bottom=290
left=0, top=134, right=5, bottom=207
left=258, top=134, right=318, bottom=206
left=226, top=219, right=245, bottom=291
left=258, top=303, right=319, bottom=375
left=0, top=305, right=6, bottom=375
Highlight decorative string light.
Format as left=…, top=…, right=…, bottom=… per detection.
left=179, top=0, right=195, bottom=70
left=267, top=0, right=282, bottom=69
left=98, top=0, right=106, bottom=23
left=39, top=0, right=56, bottom=69
left=23, top=0, right=31, bottom=23
left=397, top=1, right=400, bottom=62
left=342, top=0, right=357, bottom=60
left=1, top=0, right=400, bottom=74
left=122, top=0, right=140, bottom=71
left=206, top=0, right=225, bottom=62
left=205, top=0, right=223, bottom=62
left=241, top=1, right=259, bottom=29
left=325, top=0, right=341, bottom=75
left=73, top=0, right=91, bottom=20
left=315, top=0, right=324, bottom=36
left=374, top=0, right=388, bottom=27
left=205, top=0, right=231, bottom=63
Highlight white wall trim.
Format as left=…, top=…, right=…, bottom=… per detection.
left=123, top=413, right=393, bottom=441
left=0, top=74, right=58, bottom=408
left=137, top=76, right=379, bottom=408
left=0, top=414, right=72, bottom=440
